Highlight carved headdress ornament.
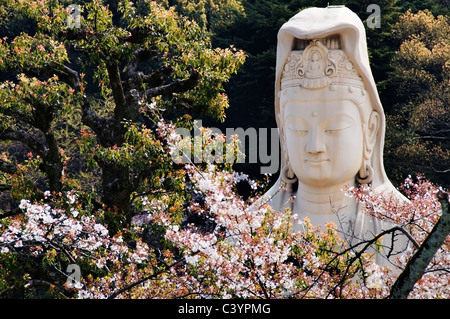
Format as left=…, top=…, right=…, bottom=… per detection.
left=280, top=37, right=366, bottom=93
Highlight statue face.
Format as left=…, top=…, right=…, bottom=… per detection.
left=283, top=96, right=364, bottom=188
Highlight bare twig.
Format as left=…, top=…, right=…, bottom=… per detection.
left=107, top=259, right=184, bottom=299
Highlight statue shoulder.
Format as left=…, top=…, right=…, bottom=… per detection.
left=373, top=182, right=409, bottom=203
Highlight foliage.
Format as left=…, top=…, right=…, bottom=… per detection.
left=384, top=9, right=450, bottom=188
left=0, top=0, right=245, bottom=220
left=159, top=0, right=246, bottom=35
left=398, top=0, right=450, bottom=16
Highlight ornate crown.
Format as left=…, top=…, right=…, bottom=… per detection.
left=281, top=37, right=365, bottom=91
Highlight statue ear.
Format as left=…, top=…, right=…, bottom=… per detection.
left=357, top=110, right=379, bottom=184
left=367, top=110, right=379, bottom=152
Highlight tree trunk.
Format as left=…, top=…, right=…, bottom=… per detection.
left=42, top=129, right=63, bottom=193
left=100, top=161, right=134, bottom=223
left=389, top=192, right=450, bottom=299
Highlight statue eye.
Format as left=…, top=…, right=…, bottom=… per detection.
left=288, top=126, right=309, bottom=136
left=324, top=126, right=350, bottom=135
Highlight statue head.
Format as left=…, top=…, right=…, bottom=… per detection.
left=274, top=6, right=393, bottom=195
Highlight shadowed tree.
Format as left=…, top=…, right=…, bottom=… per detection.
left=0, top=0, right=245, bottom=224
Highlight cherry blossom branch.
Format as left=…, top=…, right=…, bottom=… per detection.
left=248, top=257, right=270, bottom=299
left=107, top=258, right=184, bottom=299
left=47, top=239, right=77, bottom=264
left=296, top=224, right=416, bottom=298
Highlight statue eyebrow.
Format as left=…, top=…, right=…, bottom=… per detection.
left=285, top=116, right=309, bottom=129
left=284, top=113, right=354, bottom=124
left=322, top=114, right=355, bottom=125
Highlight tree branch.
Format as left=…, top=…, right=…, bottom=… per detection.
left=105, top=62, right=129, bottom=123
left=293, top=224, right=418, bottom=298
left=431, top=166, right=450, bottom=174
left=141, top=65, right=174, bottom=87
left=80, top=99, right=116, bottom=146
left=132, top=47, right=158, bottom=63
left=389, top=191, right=450, bottom=299
left=107, top=259, right=184, bottom=299
left=20, top=64, right=81, bottom=91
left=144, top=70, right=199, bottom=99
left=0, top=127, right=48, bottom=157
left=0, top=159, right=17, bottom=175
left=54, top=65, right=82, bottom=91
left=124, top=48, right=157, bottom=80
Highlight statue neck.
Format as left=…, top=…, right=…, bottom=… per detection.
left=294, top=179, right=356, bottom=216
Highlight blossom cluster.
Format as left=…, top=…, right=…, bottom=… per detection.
left=1, top=166, right=448, bottom=298
left=0, top=124, right=448, bottom=299
left=120, top=165, right=449, bottom=298
left=348, top=177, right=449, bottom=298
left=152, top=164, right=390, bottom=299
left=2, top=196, right=108, bottom=255
left=0, top=193, right=151, bottom=296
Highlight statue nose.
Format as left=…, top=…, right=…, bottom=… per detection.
left=306, top=130, right=326, bottom=154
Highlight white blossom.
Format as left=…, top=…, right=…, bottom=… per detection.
left=19, top=199, right=30, bottom=210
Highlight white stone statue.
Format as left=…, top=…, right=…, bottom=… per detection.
left=261, top=6, right=409, bottom=266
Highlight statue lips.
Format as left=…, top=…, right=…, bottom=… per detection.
left=304, top=158, right=330, bottom=165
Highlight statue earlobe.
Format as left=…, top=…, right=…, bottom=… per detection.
left=281, top=164, right=298, bottom=193
left=357, top=163, right=374, bottom=185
